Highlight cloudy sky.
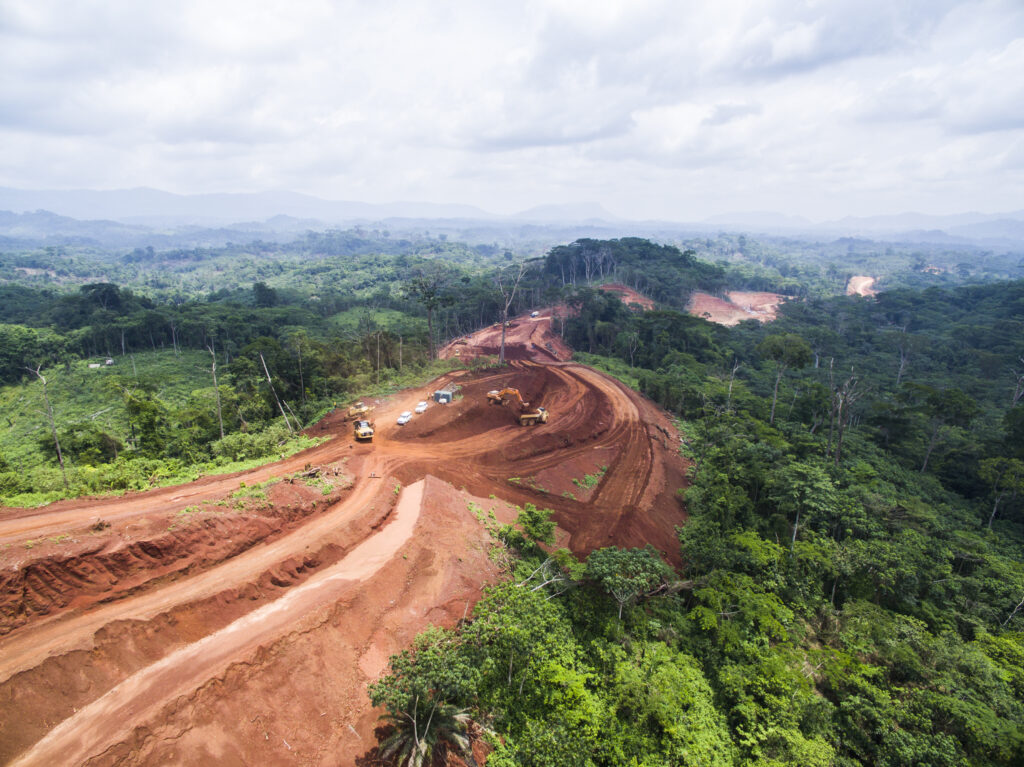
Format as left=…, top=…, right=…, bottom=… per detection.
left=2, top=0, right=1023, bottom=220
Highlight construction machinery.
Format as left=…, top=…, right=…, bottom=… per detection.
left=519, top=407, right=548, bottom=426
left=487, top=387, right=529, bottom=408
left=353, top=419, right=375, bottom=441
left=345, top=401, right=372, bottom=420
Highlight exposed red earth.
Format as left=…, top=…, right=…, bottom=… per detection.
left=0, top=308, right=689, bottom=766
left=687, top=290, right=790, bottom=326
left=596, top=283, right=656, bottom=311
left=437, top=307, right=573, bottom=363
left=846, top=275, right=878, bottom=297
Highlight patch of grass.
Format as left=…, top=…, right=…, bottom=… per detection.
left=572, top=465, right=607, bottom=490
left=327, top=308, right=427, bottom=335
left=522, top=476, right=548, bottom=493
left=674, top=418, right=696, bottom=460
left=572, top=352, right=641, bottom=390
left=507, top=477, right=521, bottom=486
left=562, top=491, right=576, bottom=500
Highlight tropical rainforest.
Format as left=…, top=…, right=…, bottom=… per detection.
left=2, top=230, right=1024, bottom=765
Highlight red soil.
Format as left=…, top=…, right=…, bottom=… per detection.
left=687, top=290, right=790, bottom=326
left=846, top=275, right=877, bottom=297
left=597, top=283, right=655, bottom=311
left=437, top=307, right=574, bottom=363
left=0, top=310, right=690, bottom=767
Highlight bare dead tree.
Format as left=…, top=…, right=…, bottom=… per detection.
left=27, top=365, right=69, bottom=491
left=727, top=359, right=742, bottom=413
left=895, top=326, right=910, bottom=386
left=831, top=371, right=865, bottom=465
left=1003, top=594, right=1024, bottom=628
left=496, top=260, right=528, bottom=364
left=626, top=331, right=640, bottom=368
left=1011, top=356, right=1024, bottom=407
left=207, top=343, right=225, bottom=441
left=259, top=353, right=295, bottom=434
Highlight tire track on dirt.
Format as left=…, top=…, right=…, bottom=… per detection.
left=10, top=481, right=426, bottom=767
left=0, top=307, right=689, bottom=767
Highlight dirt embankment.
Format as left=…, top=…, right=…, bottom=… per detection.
left=846, top=275, right=877, bottom=296
left=0, top=308, right=690, bottom=767
left=438, top=307, right=573, bottom=363
left=597, top=283, right=655, bottom=310
left=688, top=290, right=791, bottom=326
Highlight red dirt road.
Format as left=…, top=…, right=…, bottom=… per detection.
left=0, top=307, right=689, bottom=766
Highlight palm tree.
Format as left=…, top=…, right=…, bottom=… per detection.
left=378, top=695, right=476, bottom=767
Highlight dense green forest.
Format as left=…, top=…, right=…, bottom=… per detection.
left=2, top=233, right=1024, bottom=764
left=371, top=272, right=1024, bottom=766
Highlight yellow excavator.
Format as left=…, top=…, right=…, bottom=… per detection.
left=487, top=388, right=549, bottom=426
left=487, top=387, right=529, bottom=408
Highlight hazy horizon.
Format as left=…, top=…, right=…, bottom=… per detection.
left=2, top=1, right=1023, bottom=221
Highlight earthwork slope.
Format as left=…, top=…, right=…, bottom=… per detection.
left=0, top=308, right=688, bottom=766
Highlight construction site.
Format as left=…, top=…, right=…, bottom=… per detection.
left=0, top=305, right=689, bottom=766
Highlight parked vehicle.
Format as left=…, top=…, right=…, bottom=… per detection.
left=397, top=411, right=413, bottom=425
left=414, top=401, right=428, bottom=413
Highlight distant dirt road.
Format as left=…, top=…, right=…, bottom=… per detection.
left=847, top=275, right=878, bottom=296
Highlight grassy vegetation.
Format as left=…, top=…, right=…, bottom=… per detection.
left=0, top=430, right=322, bottom=508
left=571, top=352, right=641, bottom=390
left=0, top=350, right=212, bottom=465
left=572, top=465, right=607, bottom=490
left=327, top=307, right=427, bottom=335
left=0, top=347, right=466, bottom=508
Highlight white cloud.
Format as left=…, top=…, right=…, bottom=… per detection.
left=0, top=0, right=1022, bottom=219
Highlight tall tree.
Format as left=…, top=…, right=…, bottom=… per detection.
left=979, top=457, right=1024, bottom=529
left=495, top=260, right=528, bottom=364
left=757, top=333, right=812, bottom=425
left=27, top=365, right=69, bottom=491
left=207, top=342, right=225, bottom=440
left=917, top=386, right=978, bottom=473
left=586, top=545, right=673, bottom=619
left=405, top=268, right=454, bottom=360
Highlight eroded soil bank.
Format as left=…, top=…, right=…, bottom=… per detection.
left=0, top=307, right=689, bottom=766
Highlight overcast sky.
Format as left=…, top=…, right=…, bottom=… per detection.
left=2, top=0, right=1023, bottom=221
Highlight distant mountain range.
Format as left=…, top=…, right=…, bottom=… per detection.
left=0, top=187, right=618, bottom=226
left=0, top=186, right=1022, bottom=250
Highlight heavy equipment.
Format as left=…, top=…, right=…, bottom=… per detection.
left=487, top=387, right=529, bottom=408
left=519, top=407, right=548, bottom=426
left=353, top=419, right=375, bottom=441
left=345, top=401, right=372, bottom=420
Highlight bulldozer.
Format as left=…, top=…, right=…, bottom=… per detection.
left=519, top=407, right=548, bottom=426
left=345, top=401, right=372, bottom=420
left=353, top=419, right=374, bottom=441
left=487, top=387, right=529, bottom=408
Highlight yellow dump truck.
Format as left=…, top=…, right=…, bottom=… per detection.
left=353, top=419, right=375, bottom=441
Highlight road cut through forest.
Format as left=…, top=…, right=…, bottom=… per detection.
left=0, top=306, right=689, bottom=766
